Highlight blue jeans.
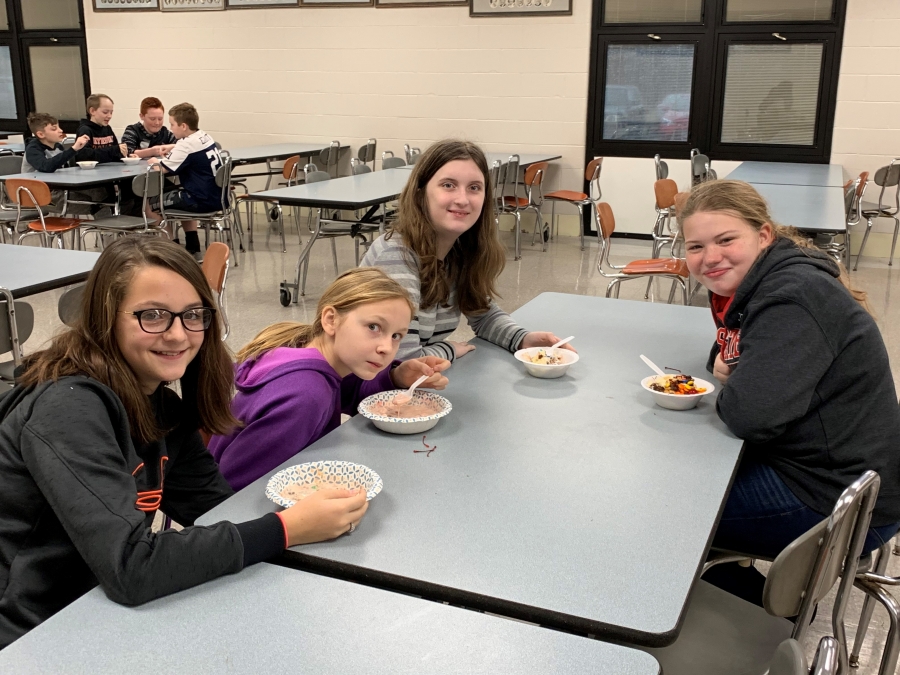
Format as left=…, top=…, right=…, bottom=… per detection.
left=703, top=457, right=900, bottom=606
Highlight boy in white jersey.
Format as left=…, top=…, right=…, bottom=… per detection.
left=147, top=102, right=223, bottom=261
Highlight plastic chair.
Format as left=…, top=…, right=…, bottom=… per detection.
left=0, top=294, right=33, bottom=384
left=690, top=148, right=717, bottom=186
left=496, top=155, right=547, bottom=260
left=642, top=179, right=681, bottom=301
left=234, top=154, right=303, bottom=252
left=847, top=537, right=900, bottom=673
left=404, top=144, right=421, bottom=165
left=543, top=157, right=603, bottom=252
left=201, top=242, right=230, bottom=340
left=595, top=202, right=689, bottom=304
left=647, top=471, right=881, bottom=675
left=318, top=140, right=342, bottom=177
left=854, top=160, right=900, bottom=270
left=381, top=151, right=406, bottom=170
left=769, top=636, right=839, bottom=675
left=654, top=154, right=669, bottom=180
left=357, top=139, right=377, bottom=171
left=57, top=283, right=85, bottom=328
left=350, top=158, right=372, bottom=175
left=9, top=178, right=82, bottom=249
left=79, top=169, right=168, bottom=249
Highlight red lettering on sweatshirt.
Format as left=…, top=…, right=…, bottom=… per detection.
left=716, top=326, right=741, bottom=366
left=92, top=136, right=115, bottom=147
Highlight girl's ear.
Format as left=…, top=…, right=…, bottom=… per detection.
left=320, top=306, right=338, bottom=337
left=758, top=222, right=776, bottom=248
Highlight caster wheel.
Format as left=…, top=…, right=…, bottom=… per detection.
left=543, top=226, right=550, bottom=243
left=268, top=207, right=280, bottom=222
left=279, top=289, right=291, bottom=307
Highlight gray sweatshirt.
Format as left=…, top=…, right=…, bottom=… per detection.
left=360, top=233, right=528, bottom=361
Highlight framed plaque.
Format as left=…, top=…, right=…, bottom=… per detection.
left=377, top=0, right=465, bottom=6
left=160, top=0, right=224, bottom=11
left=301, top=0, right=372, bottom=6
left=92, top=0, right=158, bottom=11
left=228, top=0, right=298, bottom=6
left=470, top=0, right=571, bottom=16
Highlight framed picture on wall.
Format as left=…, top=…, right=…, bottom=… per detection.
left=300, top=0, right=372, bottom=6
left=470, top=0, right=571, bottom=16
left=160, top=0, right=224, bottom=10
left=376, top=0, right=465, bottom=7
left=228, top=0, right=298, bottom=6
left=92, top=0, right=158, bottom=11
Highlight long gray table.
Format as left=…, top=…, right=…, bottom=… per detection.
left=0, top=244, right=99, bottom=365
left=0, top=160, right=151, bottom=188
left=0, top=142, right=25, bottom=155
left=729, top=161, right=845, bottom=187
left=199, top=293, right=743, bottom=647
left=750, top=182, right=847, bottom=233
left=486, top=152, right=563, bottom=168
left=0, top=564, right=660, bottom=675
left=227, top=142, right=341, bottom=165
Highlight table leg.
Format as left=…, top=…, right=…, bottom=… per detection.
left=1, top=287, right=22, bottom=365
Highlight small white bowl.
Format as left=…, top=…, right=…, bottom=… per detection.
left=514, top=347, right=579, bottom=379
left=641, top=375, right=715, bottom=411
left=358, top=390, right=451, bottom=435
left=265, top=461, right=382, bottom=509
left=76, top=161, right=98, bottom=170
left=120, top=157, right=141, bottom=165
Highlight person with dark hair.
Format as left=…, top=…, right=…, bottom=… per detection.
left=0, top=237, right=369, bottom=649
left=360, top=139, right=575, bottom=362
left=121, top=96, right=176, bottom=159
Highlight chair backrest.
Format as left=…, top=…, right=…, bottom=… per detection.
left=211, top=156, right=233, bottom=212
left=763, top=470, right=880, bottom=661
left=524, top=161, right=548, bottom=187
left=596, top=202, right=616, bottom=240
left=810, top=636, right=839, bottom=675
left=872, top=160, right=900, bottom=214
left=673, top=191, right=689, bottom=218
left=404, top=144, right=421, bottom=165
left=0, top=300, right=34, bottom=354
left=654, top=154, right=669, bottom=180
left=0, top=155, right=22, bottom=176
left=57, top=284, right=85, bottom=328
left=318, top=141, right=341, bottom=174
left=6, top=178, right=51, bottom=207
left=282, top=155, right=301, bottom=183
left=768, top=639, right=808, bottom=675
left=305, top=164, right=331, bottom=184
left=382, top=156, right=406, bottom=169
left=62, top=137, right=75, bottom=151
left=351, top=159, right=372, bottom=175
left=586, top=157, right=603, bottom=202
left=202, top=242, right=230, bottom=294
left=498, top=155, right=521, bottom=211
left=357, top=139, right=377, bottom=166
left=691, top=151, right=713, bottom=185
left=654, top=178, right=678, bottom=210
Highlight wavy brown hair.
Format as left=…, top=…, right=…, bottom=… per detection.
left=236, top=268, right=414, bottom=364
left=387, top=139, right=505, bottom=315
left=19, top=237, right=238, bottom=444
left=680, top=179, right=870, bottom=312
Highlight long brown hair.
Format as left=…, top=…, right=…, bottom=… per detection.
left=19, top=237, right=238, bottom=443
left=388, top=139, right=505, bottom=314
left=236, top=268, right=414, bottom=364
left=680, top=179, right=869, bottom=311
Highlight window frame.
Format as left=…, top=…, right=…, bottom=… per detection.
left=585, top=0, right=848, bottom=163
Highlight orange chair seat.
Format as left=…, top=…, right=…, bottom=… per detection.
left=26, top=217, right=81, bottom=233
left=502, top=196, right=529, bottom=208
left=545, top=190, right=588, bottom=202
left=622, top=258, right=689, bottom=276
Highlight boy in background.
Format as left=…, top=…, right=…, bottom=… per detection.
left=73, top=94, right=127, bottom=164
left=122, top=97, right=176, bottom=159
left=147, top=102, right=223, bottom=261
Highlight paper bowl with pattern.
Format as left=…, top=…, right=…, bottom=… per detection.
left=640, top=375, right=715, bottom=411
left=120, top=157, right=141, bottom=165
left=358, top=390, right=451, bottom=435
left=265, top=461, right=382, bottom=509
left=514, top=347, right=579, bottom=379
left=76, top=161, right=98, bottom=170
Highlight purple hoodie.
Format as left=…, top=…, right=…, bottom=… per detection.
left=208, top=347, right=397, bottom=491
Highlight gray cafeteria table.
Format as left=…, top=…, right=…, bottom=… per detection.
left=199, top=293, right=743, bottom=647
left=750, top=182, right=847, bottom=234
left=0, top=160, right=151, bottom=188
left=227, top=142, right=348, bottom=188
left=728, top=161, right=845, bottom=187
left=486, top=151, right=562, bottom=167
left=0, top=142, right=25, bottom=154
left=0, top=244, right=99, bottom=364
left=252, top=167, right=412, bottom=304
left=0, top=564, right=660, bottom=675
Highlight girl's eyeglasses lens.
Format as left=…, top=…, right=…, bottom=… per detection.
left=136, top=308, right=213, bottom=333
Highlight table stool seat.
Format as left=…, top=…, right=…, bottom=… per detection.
left=26, top=217, right=80, bottom=233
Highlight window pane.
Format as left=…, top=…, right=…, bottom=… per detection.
left=726, top=0, right=832, bottom=22
left=721, top=44, right=823, bottom=146
left=0, top=47, right=15, bottom=118
left=21, top=0, right=81, bottom=30
left=604, top=0, right=701, bottom=24
left=29, top=46, right=85, bottom=121
left=602, top=44, right=695, bottom=142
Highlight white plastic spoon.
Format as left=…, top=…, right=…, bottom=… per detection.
left=393, top=374, right=429, bottom=405
left=550, top=335, right=575, bottom=352
left=640, top=354, right=666, bottom=377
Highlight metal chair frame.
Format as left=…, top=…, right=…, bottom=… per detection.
left=654, top=154, right=669, bottom=180
left=357, top=139, right=377, bottom=172
left=853, top=159, right=900, bottom=270
left=403, top=144, right=421, bottom=165
left=544, top=157, right=603, bottom=252
left=12, top=181, right=81, bottom=249
left=318, top=140, right=342, bottom=177
left=79, top=168, right=169, bottom=249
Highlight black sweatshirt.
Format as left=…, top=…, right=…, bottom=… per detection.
left=21, top=138, right=75, bottom=173
left=711, top=238, right=900, bottom=525
left=73, top=118, right=123, bottom=163
left=0, top=377, right=285, bottom=649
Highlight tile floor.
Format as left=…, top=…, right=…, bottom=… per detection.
left=7, top=224, right=900, bottom=672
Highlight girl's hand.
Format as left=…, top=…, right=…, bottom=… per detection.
left=449, top=341, right=476, bottom=358
left=279, top=487, right=368, bottom=547
left=520, top=332, right=577, bottom=352
left=713, top=354, right=733, bottom=384
left=391, top=356, right=451, bottom=391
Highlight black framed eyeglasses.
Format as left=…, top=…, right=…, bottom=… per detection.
left=121, top=307, right=216, bottom=334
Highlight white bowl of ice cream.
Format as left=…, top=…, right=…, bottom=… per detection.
left=359, top=390, right=452, bottom=435
left=640, top=374, right=715, bottom=411
left=76, top=161, right=98, bottom=170
left=514, top=347, right=579, bottom=379
left=120, top=157, right=141, bottom=165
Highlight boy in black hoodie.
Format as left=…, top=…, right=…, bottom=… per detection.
left=73, top=93, right=127, bottom=164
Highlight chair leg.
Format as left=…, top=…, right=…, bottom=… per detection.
left=514, top=212, right=521, bottom=261
left=890, top=218, right=900, bottom=267
left=550, top=201, right=556, bottom=242
left=576, top=204, right=584, bottom=251
left=855, top=578, right=900, bottom=675
left=330, top=238, right=339, bottom=275
left=851, top=543, right=892, bottom=667
left=854, top=218, right=874, bottom=271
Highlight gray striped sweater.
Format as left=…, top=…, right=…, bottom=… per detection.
left=360, top=234, right=528, bottom=362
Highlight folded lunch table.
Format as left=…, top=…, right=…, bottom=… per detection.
left=727, top=161, right=845, bottom=188
left=0, top=563, right=661, bottom=675
left=198, top=292, right=743, bottom=648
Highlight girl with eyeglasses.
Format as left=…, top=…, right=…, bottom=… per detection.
left=0, top=237, right=367, bottom=649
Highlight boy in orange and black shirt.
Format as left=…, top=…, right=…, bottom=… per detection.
left=73, top=93, right=127, bottom=164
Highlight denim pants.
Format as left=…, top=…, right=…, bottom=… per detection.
left=702, top=457, right=900, bottom=606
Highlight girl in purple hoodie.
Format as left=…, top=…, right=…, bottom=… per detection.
left=209, top=268, right=450, bottom=490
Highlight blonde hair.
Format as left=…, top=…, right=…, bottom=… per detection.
left=680, top=179, right=869, bottom=312
left=236, top=268, right=415, bottom=363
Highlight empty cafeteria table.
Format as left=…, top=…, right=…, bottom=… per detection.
left=0, top=131, right=21, bottom=139
left=252, top=168, right=411, bottom=304
left=750, top=183, right=846, bottom=234
left=199, top=293, right=743, bottom=648
left=227, top=142, right=340, bottom=165
left=486, top=152, right=562, bottom=167
left=0, top=244, right=99, bottom=363
left=0, top=564, right=661, bottom=675
left=727, top=161, right=845, bottom=187
left=0, top=143, right=25, bottom=154
left=0, top=161, right=151, bottom=188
